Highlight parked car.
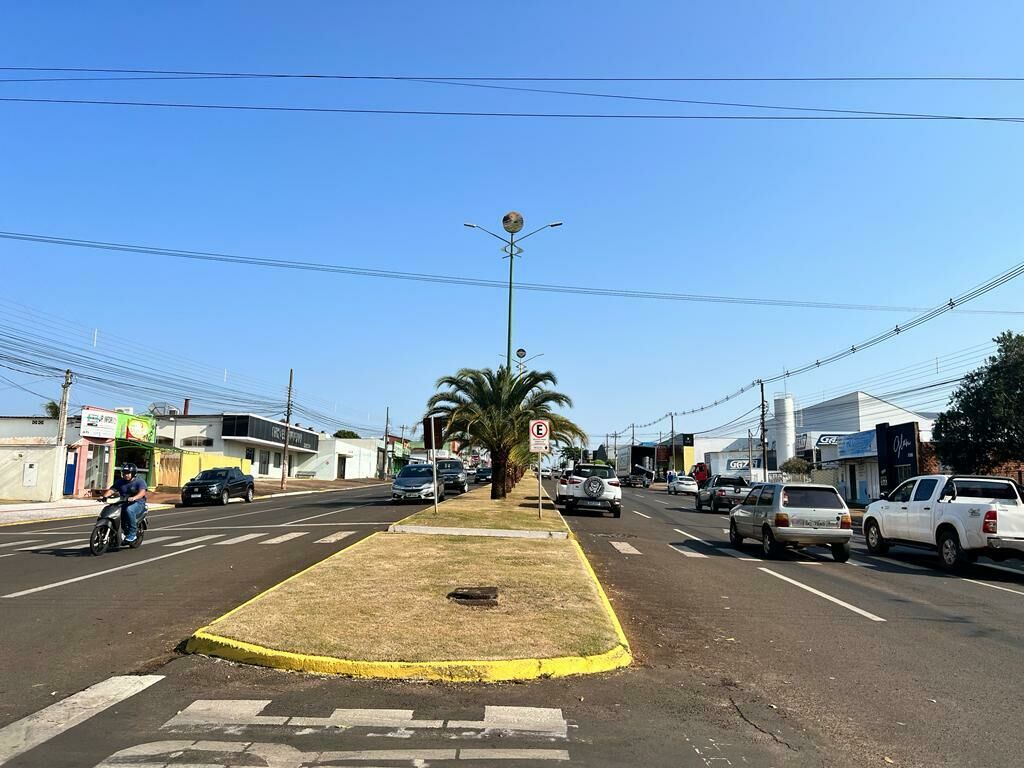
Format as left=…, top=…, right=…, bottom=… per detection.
left=555, top=468, right=572, bottom=504
left=620, top=471, right=651, bottom=488
left=729, top=483, right=853, bottom=561
left=391, top=464, right=445, bottom=503
left=668, top=475, right=699, bottom=496
left=436, top=459, right=470, bottom=494
left=696, top=474, right=750, bottom=512
left=181, top=467, right=254, bottom=506
left=541, top=467, right=553, bottom=479
left=564, top=463, right=622, bottom=517
left=475, top=467, right=493, bottom=484
left=862, top=474, right=1024, bottom=571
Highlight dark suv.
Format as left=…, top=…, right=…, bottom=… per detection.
left=436, top=459, right=470, bottom=494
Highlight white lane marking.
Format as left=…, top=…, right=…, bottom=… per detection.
left=719, top=515, right=730, bottom=520
left=286, top=507, right=355, bottom=525
left=261, top=531, right=309, bottom=545
left=673, top=527, right=709, bottom=545
left=758, top=567, right=887, bottom=622
left=2, top=546, right=206, bottom=598
left=0, top=540, right=41, bottom=549
left=668, top=543, right=707, bottom=559
left=610, top=541, right=642, bottom=555
left=166, top=535, right=224, bottom=547
left=17, top=538, right=83, bottom=551
left=315, top=531, right=355, bottom=544
left=863, top=555, right=932, bottom=572
left=0, top=674, right=164, bottom=764
left=214, top=533, right=266, bottom=546
left=459, top=749, right=571, bottom=761
left=653, top=500, right=669, bottom=505
left=977, top=562, right=1024, bottom=578
left=962, top=578, right=1024, bottom=597
left=722, top=529, right=730, bottom=534
left=162, top=506, right=287, bottom=529
left=797, top=562, right=823, bottom=565
left=137, top=535, right=179, bottom=545
left=0, top=553, right=17, bottom=559
left=632, top=510, right=651, bottom=519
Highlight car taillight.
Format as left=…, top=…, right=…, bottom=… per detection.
left=568, top=478, right=581, bottom=485
left=716, top=489, right=726, bottom=496
left=774, top=513, right=790, bottom=527
left=558, top=477, right=567, bottom=485
left=609, top=480, right=620, bottom=487
left=983, top=509, right=998, bottom=534
left=840, top=513, right=852, bottom=530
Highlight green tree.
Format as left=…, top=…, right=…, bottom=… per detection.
left=426, top=366, right=586, bottom=499
left=42, top=400, right=60, bottom=418
left=933, top=331, right=1024, bottom=473
left=780, top=457, right=811, bottom=477
left=333, top=429, right=361, bottom=439
left=559, top=445, right=582, bottom=464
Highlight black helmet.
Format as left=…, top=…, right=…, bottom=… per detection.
left=120, top=462, right=138, bottom=476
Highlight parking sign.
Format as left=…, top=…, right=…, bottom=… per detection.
left=529, top=419, right=551, bottom=453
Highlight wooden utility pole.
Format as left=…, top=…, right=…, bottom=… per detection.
left=747, top=429, right=754, bottom=482
left=670, top=414, right=677, bottom=474
left=49, top=369, right=72, bottom=501
left=759, top=379, right=768, bottom=482
left=280, top=368, right=294, bottom=491
left=382, top=406, right=391, bottom=479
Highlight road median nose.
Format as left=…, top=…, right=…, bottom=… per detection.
left=186, top=479, right=630, bottom=681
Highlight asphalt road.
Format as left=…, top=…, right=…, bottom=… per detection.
left=4, top=481, right=1023, bottom=767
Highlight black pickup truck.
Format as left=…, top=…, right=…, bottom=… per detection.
left=181, top=467, right=255, bottom=506
left=696, top=474, right=749, bottom=513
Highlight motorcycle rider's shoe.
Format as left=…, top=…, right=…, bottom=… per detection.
left=124, top=534, right=137, bottom=544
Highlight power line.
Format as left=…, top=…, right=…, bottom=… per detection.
left=2, top=95, right=1022, bottom=121
left=1, top=230, right=1021, bottom=317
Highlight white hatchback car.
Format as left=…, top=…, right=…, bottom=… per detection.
left=668, top=475, right=698, bottom=496
left=564, top=464, right=622, bottom=517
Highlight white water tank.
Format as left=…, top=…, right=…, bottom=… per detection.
left=774, top=395, right=796, bottom=466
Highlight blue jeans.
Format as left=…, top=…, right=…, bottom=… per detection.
left=123, top=500, right=145, bottom=539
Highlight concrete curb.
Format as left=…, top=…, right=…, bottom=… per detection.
left=387, top=524, right=568, bottom=539
left=0, top=502, right=176, bottom=528
left=186, top=530, right=632, bottom=682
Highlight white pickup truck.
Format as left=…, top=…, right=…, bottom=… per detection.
left=862, top=474, right=1024, bottom=571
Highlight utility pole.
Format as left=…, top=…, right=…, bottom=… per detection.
left=747, top=429, right=754, bottom=483
left=49, top=369, right=72, bottom=502
left=759, top=379, right=768, bottom=483
left=670, top=413, right=677, bottom=473
left=631, top=423, right=635, bottom=445
left=382, top=406, right=391, bottom=479
left=657, top=430, right=662, bottom=479
left=280, top=368, right=294, bottom=491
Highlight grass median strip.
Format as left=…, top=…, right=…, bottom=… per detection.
left=394, top=481, right=568, bottom=533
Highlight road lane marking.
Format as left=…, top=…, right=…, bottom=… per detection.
left=653, top=500, right=669, bottom=505
left=719, top=515, right=730, bottom=520
left=214, top=533, right=266, bottom=545
left=610, top=541, right=642, bottom=555
left=162, top=506, right=287, bottom=529
left=758, top=567, right=886, bottom=622
left=315, top=531, right=355, bottom=544
left=0, top=540, right=41, bottom=549
left=0, top=674, right=163, bottom=764
left=286, top=507, right=355, bottom=525
left=17, top=538, right=83, bottom=550
left=797, top=561, right=823, bottom=565
left=632, top=510, right=651, bottom=519
left=962, top=578, right=1024, bottom=597
left=166, top=535, right=225, bottom=547
left=0, top=553, right=16, bottom=559
left=863, top=555, right=932, bottom=572
left=137, top=535, right=179, bottom=545
left=673, top=528, right=709, bottom=545
left=261, top=531, right=309, bottom=544
left=977, top=562, right=1024, bottom=577
left=668, top=543, right=707, bottom=558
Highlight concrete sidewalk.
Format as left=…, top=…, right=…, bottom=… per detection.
left=0, top=499, right=107, bottom=526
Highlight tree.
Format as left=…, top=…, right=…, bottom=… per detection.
left=780, top=457, right=811, bottom=477
left=426, top=366, right=586, bottom=499
left=333, top=429, right=361, bottom=439
left=933, top=331, right=1024, bottom=473
left=559, top=445, right=582, bottom=464
left=42, top=400, right=60, bottom=418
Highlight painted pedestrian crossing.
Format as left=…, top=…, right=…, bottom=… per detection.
left=215, top=533, right=265, bottom=546
left=0, top=530, right=358, bottom=553
left=260, top=531, right=309, bottom=545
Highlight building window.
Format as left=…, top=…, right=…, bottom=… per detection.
left=156, top=437, right=173, bottom=447
left=259, top=450, right=270, bottom=475
left=182, top=436, right=214, bottom=447
left=245, top=447, right=255, bottom=462
left=273, top=452, right=281, bottom=468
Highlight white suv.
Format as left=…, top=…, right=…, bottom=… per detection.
left=564, top=464, right=622, bottom=518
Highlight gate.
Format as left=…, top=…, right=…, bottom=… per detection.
left=159, top=452, right=182, bottom=488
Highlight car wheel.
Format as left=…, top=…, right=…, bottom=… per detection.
left=612, top=506, right=622, bottom=518
left=762, top=527, right=782, bottom=559
left=695, top=495, right=703, bottom=512
left=710, top=500, right=719, bottom=514
left=220, top=490, right=230, bottom=506
left=938, top=528, right=970, bottom=572
left=864, top=520, right=889, bottom=554
left=729, top=520, right=744, bottom=547
left=462, top=483, right=469, bottom=494
left=244, top=486, right=254, bottom=503
left=831, top=541, right=851, bottom=562
left=181, top=498, right=191, bottom=507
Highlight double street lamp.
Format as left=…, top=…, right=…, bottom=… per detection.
left=464, top=213, right=562, bottom=369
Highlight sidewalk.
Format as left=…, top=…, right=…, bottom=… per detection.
left=147, top=477, right=385, bottom=506
left=0, top=499, right=108, bottom=527
left=188, top=477, right=631, bottom=681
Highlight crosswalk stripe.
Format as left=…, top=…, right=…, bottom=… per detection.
left=261, top=532, right=308, bottom=545
left=0, top=540, right=41, bottom=549
left=18, top=538, right=83, bottom=551
left=610, top=541, right=642, bottom=555
left=315, top=531, right=355, bottom=544
left=215, top=533, right=266, bottom=546
left=668, top=543, right=707, bottom=558
left=140, top=536, right=179, bottom=545
left=166, top=535, right=224, bottom=547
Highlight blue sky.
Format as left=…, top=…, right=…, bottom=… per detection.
left=2, top=2, right=1023, bottom=444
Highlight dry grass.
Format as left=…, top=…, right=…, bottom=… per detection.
left=209, top=533, right=620, bottom=662
left=397, top=477, right=568, bottom=532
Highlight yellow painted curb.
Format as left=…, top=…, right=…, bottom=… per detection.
left=186, top=530, right=632, bottom=682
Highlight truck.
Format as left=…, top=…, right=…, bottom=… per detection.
left=695, top=474, right=751, bottom=513
left=862, top=474, right=1024, bottom=572
left=615, top=445, right=655, bottom=486
left=181, top=466, right=255, bottom=506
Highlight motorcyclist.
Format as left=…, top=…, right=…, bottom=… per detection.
left=103, top=462, right=147, bottom=543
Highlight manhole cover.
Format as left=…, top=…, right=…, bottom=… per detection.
left=447, top=586, right=499, bottom=607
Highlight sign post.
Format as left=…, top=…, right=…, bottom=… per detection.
left=529, top=419, right=551, bottom=519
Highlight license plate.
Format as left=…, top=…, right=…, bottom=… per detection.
left=793, top=519, right=837, bottom=528
left=191, top=493, right=201, bottom=498
left=580, top=500, right=601, bottom=507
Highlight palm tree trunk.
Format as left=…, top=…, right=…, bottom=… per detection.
left=490, top=448, right=510, bottom=499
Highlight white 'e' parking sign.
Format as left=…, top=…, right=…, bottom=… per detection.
left=529, top=419, right=551, bottom=453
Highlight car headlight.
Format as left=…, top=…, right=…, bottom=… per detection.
left=420, top=482, right=434, bottom=490
left=209, top=484, right=221, bottom=492
left=458, top=473, right=466, bottom=480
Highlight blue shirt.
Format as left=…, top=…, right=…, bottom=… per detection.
left=112, top=476, right=147, bottom=498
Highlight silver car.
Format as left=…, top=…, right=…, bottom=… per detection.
left=391, top=464, right=446, bottom=504
left=668, top=475, right=698, bottom=496
left=728, top=482, right=853, bottom=561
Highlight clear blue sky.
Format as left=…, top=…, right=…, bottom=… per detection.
left=2, top=2, right=1023, bottom=444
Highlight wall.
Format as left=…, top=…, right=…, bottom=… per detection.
left=0, top=417, right=58, bottom=440
left=175, top=450, right=252, bottom=486
left=0, top=445, right=58, bottom=502
left=335, top=439, right=379, bottom=479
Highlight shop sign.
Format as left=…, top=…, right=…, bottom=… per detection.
left=837, top=430, right=877, bottom=459
left=875, top=422, right=920, bottom=495
left=816, top=434, right=843, bottom=447
left=796, top=434, right=808, bottom=452
left=116, top=412, right=156, bottom=443
left=81, top=407, right=118, bottom=439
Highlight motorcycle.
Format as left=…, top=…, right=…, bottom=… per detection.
left=89, top=495, right=149, bottom=556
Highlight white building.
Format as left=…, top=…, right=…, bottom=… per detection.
left=301, top=436, right=382, bottom=480
left=0, top=416, right=62, bottom=502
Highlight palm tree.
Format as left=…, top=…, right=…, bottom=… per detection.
left=426, top=366, right=586, bottom=499
left=42, top=400, right=61, bottom=418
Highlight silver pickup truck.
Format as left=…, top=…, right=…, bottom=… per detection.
left=696, top=474, right=750, bottom=513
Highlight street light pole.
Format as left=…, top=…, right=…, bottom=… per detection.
left=507, top=229, right=515, bottom=367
